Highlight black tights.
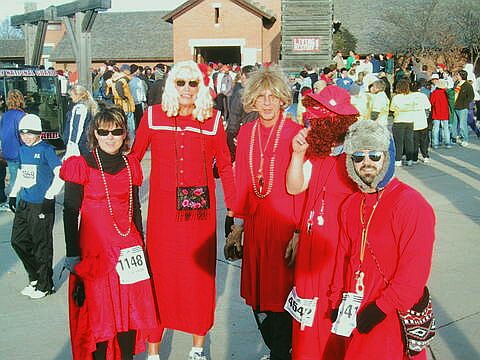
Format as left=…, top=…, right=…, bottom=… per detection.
left=93, top=330, right=136, bottom=360
left=253, top=310, right=292, bottom=360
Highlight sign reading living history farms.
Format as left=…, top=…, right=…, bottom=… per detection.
left=292, top=37, right=321, bottom=53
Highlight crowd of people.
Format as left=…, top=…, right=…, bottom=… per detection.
left=1, top=48, right=479, bottom=359
left=285, top=52, right=480, bottom=167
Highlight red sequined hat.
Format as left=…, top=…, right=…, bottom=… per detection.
left=305, top=86, right=358, bottom=117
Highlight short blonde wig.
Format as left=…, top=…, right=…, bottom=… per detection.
left=6, top=90, right=25, bottom=110
left=242, top=67, right=291, bottom=113
left=162, top=60, right=213, bottom=121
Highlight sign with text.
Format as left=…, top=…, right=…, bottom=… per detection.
left=292, top=37, right=321, bottom=53
left=0, top=69, right=57, bottom=77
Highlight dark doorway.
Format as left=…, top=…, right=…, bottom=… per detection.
left=194, top=46, right=241, bottom=65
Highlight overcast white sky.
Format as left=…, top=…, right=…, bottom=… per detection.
left=0, top=0, right=186, bottom=22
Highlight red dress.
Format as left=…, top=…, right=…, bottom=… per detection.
left=234, top=116, right=304, bottom=311
left=61, top=155, right=158, bottom=360
left=130, top=106, right=235, bottom=336
left=329, top=178, right=435, bottom=360
left=292, top=154, right=356, bottom=360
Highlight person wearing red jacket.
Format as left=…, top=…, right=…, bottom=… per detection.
left=430, top=79, right=452, bottom=148
left=286, top=86, right=358, bottom=359
left=329, top=120, right=436, bottom=360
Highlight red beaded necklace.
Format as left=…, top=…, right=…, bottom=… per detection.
left=248, top=115, right=286, bottom=198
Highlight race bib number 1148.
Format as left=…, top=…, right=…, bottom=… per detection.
left=116, top=245, right=150, bottom=285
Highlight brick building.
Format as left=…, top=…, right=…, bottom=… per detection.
left=164, top=0, right=280, bottom=65
left=3, top=0, right=348, bottom=71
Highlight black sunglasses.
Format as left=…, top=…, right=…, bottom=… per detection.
left=351, top=151, right=383, bottom=163
left=175, top=79, right=199, bottom=88
left=96, top=128, right=125, bottom=136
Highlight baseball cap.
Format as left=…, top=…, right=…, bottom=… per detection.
left=19, top=114, right=42, bottom=134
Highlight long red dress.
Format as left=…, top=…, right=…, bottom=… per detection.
left=130, top=106, right=235, bottom=336
left=234, top=115, right=304, bottom=311
left=292, top=154, right=356, bottom=360
left=330, top=178, right=435, bottom=360
left=61, top=155, right=158, bottom=360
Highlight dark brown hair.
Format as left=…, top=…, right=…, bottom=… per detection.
left=87, top=104, right=130, bottom=152
left=396, top=79, right=411, bottom=94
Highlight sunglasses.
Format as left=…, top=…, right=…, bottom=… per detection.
left=96, top=128, right=125, bottom=136
left=351, top=151, right=383, bottom=163
left=20, top=129, right=41, bottom=135
left=175, top=79, right=199, bottom=88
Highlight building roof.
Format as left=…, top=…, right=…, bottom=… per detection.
left=0, top=40, right=25, bottom=59
left=50, top=11, right=173, bottom=62
left=163, top=0, right=276, bottom=23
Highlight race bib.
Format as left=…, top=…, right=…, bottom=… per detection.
left=20, top=164, right=37, bottom=188
left=115, top=246, right=150, bottom=285
left=331, top=292, right=363, bottom=337
left=284, top=287, right=318, bottom=330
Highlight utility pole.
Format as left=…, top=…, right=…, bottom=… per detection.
left=11, top=0, right=111, bottom=91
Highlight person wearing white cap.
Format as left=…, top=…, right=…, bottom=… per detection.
left=430, top=73, right=440, bottom=90
left=9, top=114, right=64, bottom=299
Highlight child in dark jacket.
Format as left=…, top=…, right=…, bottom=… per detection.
left=9, top=114, right=63, bottom=299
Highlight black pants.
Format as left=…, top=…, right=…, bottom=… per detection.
left=413, top=128, right=429, bottom=161
left=11, top=200, right=54, bottom=292
left=392, top=122, right=414, bottom=161
left=134, top=103, right=144, bottom=130
left=0, top=161, right=6, bottom=203
left=93, top=330, right=136, bottom=360
left=254, top=310, right=292, bottom=360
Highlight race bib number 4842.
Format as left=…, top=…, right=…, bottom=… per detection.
left=284, top=287, right=318, bottom=330
left=116, top=246, right=150, bottom=285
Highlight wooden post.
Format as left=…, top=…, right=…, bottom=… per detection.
left=22, top=3, right=38, bottom=67
left=73, top=12, right=92, bottom=89
left=11, top=0, right=112, bottom=91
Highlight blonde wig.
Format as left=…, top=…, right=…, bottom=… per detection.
left=6, top=89, right=25, bottom=110
left=242, top=66, right=291, bottom=113
left=161, top=60, right=213, bottom=121
left=69, top=84, right=98, bottom=115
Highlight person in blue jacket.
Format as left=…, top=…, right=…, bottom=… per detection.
left=9, top=114, right=64, bottom=299
left=0, top=90, right=26, bottom=209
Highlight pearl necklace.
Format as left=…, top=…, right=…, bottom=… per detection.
left=95, top=148, right=133, bottom=237
left=248, top=115, right=286, bottom=198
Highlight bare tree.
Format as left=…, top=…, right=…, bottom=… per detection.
left=370, top=0, right=447, bottom=54
left=368, top=0, right=480, bottom=71
left=0, top=17, right=24, bottom=39
left=449, top=1, right=480, bottom=72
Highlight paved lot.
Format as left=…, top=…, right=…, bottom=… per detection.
left=0, top=136, right=479, bottom=360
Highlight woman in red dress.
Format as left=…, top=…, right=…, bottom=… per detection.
left=231, top=67, right=304, bottom=360
left=130, top=60, right=236, bottom=360
left=61, top=105, right=158, bottom=360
